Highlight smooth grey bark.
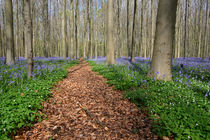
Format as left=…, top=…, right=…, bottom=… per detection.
left=183, top=0, right=188, bottom=58
left=95, top=0, right=98, bottom=60
left=203, top=0, right=209, bottom=58
left=42, top=0, right=49, bottom=57
left=130, top=0, right=137, bottom=62
left=198, top=0, right=203, bottom=58
left=5, top=0, right=15, bottom=65
left=90, top=0, right=93, bottom=59
left=106, top=0, right=115, bottom=64
left=75, top=0, right=79, bottom=59
left=62, top=0, right=67, bottom=59
left=127, top=0, right=130, bottom=58
left=24, top=0, right=33, bottom=78
left=147, top=0, right=178, bottom=81
left=70, top=0, right=74, bottom=59
left=16, top=0, right=20, bottom=59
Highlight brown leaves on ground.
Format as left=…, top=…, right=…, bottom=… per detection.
left=15, top=60, right=159, bottom=140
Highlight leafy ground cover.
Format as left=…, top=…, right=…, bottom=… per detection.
left=89, top=57, right=210, bottom=140
left=0, top=57, right=78, bottom=139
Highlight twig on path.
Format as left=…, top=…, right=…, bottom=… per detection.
left=78, top=103, right=109, bottom=131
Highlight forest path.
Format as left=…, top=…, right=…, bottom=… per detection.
left=15, top=60, right=158, bottom=140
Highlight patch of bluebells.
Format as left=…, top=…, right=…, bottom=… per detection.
left=0, top=57, right=72, bottom=93
left=92, top=57, right=209, bottom=97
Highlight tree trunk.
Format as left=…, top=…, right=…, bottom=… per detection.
left=95, top=0, right=98, bottom=60
left=83, top=0, right=88, bottom=58
left=89, top=0, right=93, bottom=59
left=16, top=0, right=20, bottom=59
left=106, top=0, right=115, bottom=64
left=150, top=0, right=156, bottom=58
left=130, top=0, right=137, bottom=62
left=117, top=0, right=121, bottom=58
left=62, top=0, right=67, bottom=59
left=140, top=0, right=144, bottom=57
left=127, top=0, right=130, bottom=58
left=5, top=0, right=15, bottom=65
left=42, top=0, right=49, bottom=57
left=203, top=0, right=209, bottom=58
left=147, top=0, right=178, bottom=81
left=75, top=0, right=79, bottom=59
left=183, top=0, right=188, bottom=58
left=24, top=0, right=33, bottom=78
left=70, top=0, right=74, bottom=59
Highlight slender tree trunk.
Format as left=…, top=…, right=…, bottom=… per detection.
left=24, top=0, right=33, bottom=78
left=83, top=0, right=88, bottom=58
left=62, top=0, right=67, bottom=59
left=147, top=0, right=178, bottom=81
left=198, top=0, right=204, bottom=58
left=95, top=0, right=98, bottom=60
left=117, top=0, right=121, bottom=58
left=127, top=0, right=130, bottom=58
left=150, top=0, right=155, bottom=58
left=16, top=0, right=20, bottom=59
left=42, top=0, right=49, bottom=57
left=5, top=0, right=15, bottom=65
left=177, top=0, right=182, bottom=58
left=89, top=0, right=93, bottom=59
left=21, top=0, right=25, bottom=58
left=140, top=0, right=144, bottom=57
left=203, top=0, right=209, bottom=58
left=75, top=0, right=78, bottom=59
left=106, top=0, right=115, bottom=64
left=88, top=0, right=91, bottom=58
left=70, top=0, right=74, bottom=59
left=183, top=0, right=188, bottom=58
left=130, top=0, right=137, bottom=62
left=76, top=0, right=80, bottom=58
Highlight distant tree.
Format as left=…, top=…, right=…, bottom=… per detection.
left=24, top=0, right=33, bottom=78
left=75, top=0, right=80, bottom=59
left=70, top=0, right=74, bottom=59
left=5, top=0, right=15, bottom=65
left=147, top=0, right=178, bottom=81
left=130, top=0, right=137, bottom=62
left=42, top=0, right=49, bottom=57
left=106, top=0, right=115, bottom=64
left=203, top=0, right=209, bottom=58
left=198, top=0, right=203, bottom=58
left=15, top=0, right=20, bottom=59
left=127, top=0, right=130, bottom=58
left=62, top=0, right=67, bottom=59
left=89, top=0, right=93, bottom=59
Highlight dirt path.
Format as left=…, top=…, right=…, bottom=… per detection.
left=15, top=60, right=158, bottom=140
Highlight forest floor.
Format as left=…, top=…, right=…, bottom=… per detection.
left=14, top=59, right=158, bottom=140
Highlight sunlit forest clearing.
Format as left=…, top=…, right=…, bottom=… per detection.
left=0, top=0, right=209, bottom=139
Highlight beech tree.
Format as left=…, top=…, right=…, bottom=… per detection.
left=106, top=0, right=115, bottom=64
left=130, top=0, right=137, bottom=62
left=147, top=0, right=178, bottom=81
left=62, top=0, right=67, bottom=59
left=24, top=0, right=33, bottom=78
left=5, top=0, right=15, bottom=65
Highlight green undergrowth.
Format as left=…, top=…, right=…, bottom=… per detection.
left=88, top=61, right=210, bottom=140
left=0, top=60, right=78, bottom=139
